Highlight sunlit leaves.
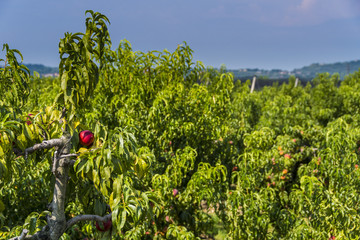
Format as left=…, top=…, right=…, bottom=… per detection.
left=0, top=44, right=30, bottom=109
left=57, top=11, right=111, bottom=120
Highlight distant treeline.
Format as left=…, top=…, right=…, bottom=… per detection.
left=234, top=76, right=313, bottom=90
left=24, top=64, right=58, bottom=75
left=227, top=59, right=360, bottom=81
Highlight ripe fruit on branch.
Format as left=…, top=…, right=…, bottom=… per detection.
left=26, top=113, right=33, bottom=125
left=79, top=130, right=94, bottom=147
left=172, top=189, right=179, bottom=197
left=95, top=219, right=112, bottom=232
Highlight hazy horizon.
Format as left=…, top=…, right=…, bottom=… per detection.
left=1, top=0, right=359, bottom=71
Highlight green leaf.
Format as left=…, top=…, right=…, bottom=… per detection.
left=119, top=209, right=127, bottom=230
left=29, top=217, right=37, bottom=234
left=0, top=200, right=4, bottom=212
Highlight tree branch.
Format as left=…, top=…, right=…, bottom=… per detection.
left=8, top=229, right=31, bottom=240
left=16, top=138, right=66, bottom=156
left=66, top=213, right=112, bottom=231
left=58, top=153, right=79, bottom=159
left=18, top=229, right=29, bottom=240
left=58, top=147, right=101, bottom=160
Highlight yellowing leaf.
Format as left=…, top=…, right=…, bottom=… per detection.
left=73, top=121, right=81, bottom=129
left=77, top=147, right=89, bottom=156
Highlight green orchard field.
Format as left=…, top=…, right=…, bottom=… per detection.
left=1, top=11, right=360, bottom=240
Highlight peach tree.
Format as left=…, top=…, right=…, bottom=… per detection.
left=0, top=11, right=154, bottom=240
left=0, top=10, right=231, bottom=240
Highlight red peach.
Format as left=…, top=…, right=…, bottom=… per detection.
left=79, top=130, right=94, bottom=147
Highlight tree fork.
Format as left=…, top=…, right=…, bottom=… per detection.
left=11, top=134, right=111, bottom=240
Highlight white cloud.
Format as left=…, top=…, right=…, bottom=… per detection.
left=205, top=0, right=360, bottom=26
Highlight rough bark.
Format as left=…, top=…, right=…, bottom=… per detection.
left=48, top=135, right=71, bottom=240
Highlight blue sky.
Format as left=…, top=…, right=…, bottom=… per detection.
left=0, top=0, right=359, bottom=70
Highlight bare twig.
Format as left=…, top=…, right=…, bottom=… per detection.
left=8, top=229, right=30, bottom=240
left=18, top=229, right=29, bottom=240
left=58, top=147, right=101, bottom=160
left=37, top=121, right=48, bottom=140
left=47, top=120, right=56, bottom=129
left=59, top=107, right=67, bottom=129
left=59, top=107, right=66, bottom=123
left=66, top=213, right=112, bottom=231
left=58, top=153, right=79, bottom=159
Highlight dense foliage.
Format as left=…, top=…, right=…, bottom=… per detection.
left=1, top=11, right=360, bottom=240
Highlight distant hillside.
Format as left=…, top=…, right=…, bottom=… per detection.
left=293, top=60, right=360, bottom=79
left=24, top=64, right=58, bottom=76
left=229, top=59, right=360, bottom=81
left=229, top=68, right=293, bottom=80
left=4, top=60, right=360, bottom=80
